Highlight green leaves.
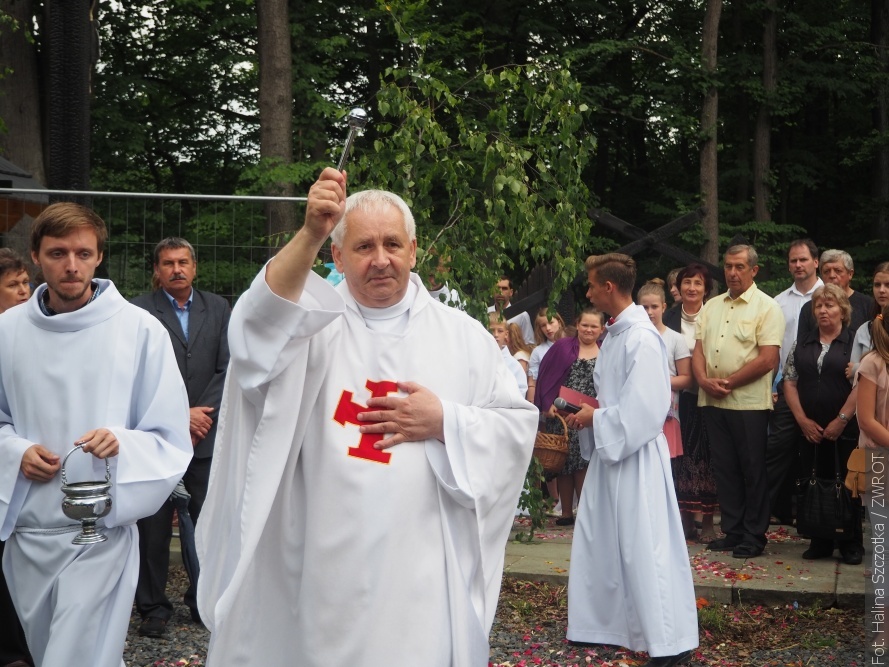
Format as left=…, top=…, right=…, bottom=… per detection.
left=362, top=44, right=595, bottom=320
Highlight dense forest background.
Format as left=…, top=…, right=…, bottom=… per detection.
left=2, top=0, right=889, bottom=307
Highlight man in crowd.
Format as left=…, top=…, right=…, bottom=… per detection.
left=797, top=249, right=874, bottom=338
left=565, top=253, right=698, bottom=667
left=0, top=203, right=191, bottom=667
left=766, top=239, right=822, bottom=525
left=196, top=168, right=537, bottom=666
left=489, top=275, right=536, bottom=345
left=132, top=237, right=230, bottom=637
left=425, top=247, right=463, bottom=309
left=694, top=244, right=785, bottom=559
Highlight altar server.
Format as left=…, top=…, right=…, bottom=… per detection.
left=564, top=253, right=698, bottom=667
left=0, top=203, right=192, bottom=667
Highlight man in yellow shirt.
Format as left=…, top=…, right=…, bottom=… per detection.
left=692, top=244, right=785, bottom=558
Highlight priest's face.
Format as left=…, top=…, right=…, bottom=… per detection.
left=32, top=227, right=103, bottom=314
left=332, top=204, right=417, bottom=308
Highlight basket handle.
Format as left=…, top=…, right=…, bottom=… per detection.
left=61, top=444, right=111, bottom=485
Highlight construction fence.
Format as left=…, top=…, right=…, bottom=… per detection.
left=0, top=188, right=309, bottom=304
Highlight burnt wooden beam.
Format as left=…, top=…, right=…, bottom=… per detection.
left=590, top=207, right=722, bottom=280
left=502, top=287, right=548, bottom=321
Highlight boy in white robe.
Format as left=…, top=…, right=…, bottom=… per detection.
left=0, top=203, right=192, bottom=667
left=197, top=168, right=537, bottom=667
left=564, top=253, right=698, bottom=667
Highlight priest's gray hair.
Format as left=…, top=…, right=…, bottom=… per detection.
left=330, top=190, right=416, bottom=247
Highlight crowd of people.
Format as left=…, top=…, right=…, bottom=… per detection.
left=0, top=177, right=887, bottom=667
left=495, top=239, right=886, bottom=568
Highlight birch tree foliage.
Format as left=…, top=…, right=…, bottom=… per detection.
left=353, top=2, right=596, bottom=316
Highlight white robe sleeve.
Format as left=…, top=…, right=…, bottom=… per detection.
left=587, top=329, right=671, bottom=465
left=0, top=406, right=35, bottom=538
left=227, top=266, right=344, bottom=403
left=104, top=318, right=193, bottom=528
left=424, top=337, right=538, bottom=632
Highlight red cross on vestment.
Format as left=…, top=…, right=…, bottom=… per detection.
left=333, top=379, right=399, bottom=464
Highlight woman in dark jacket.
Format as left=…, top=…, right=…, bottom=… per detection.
left=784, top=283, right=863, bottom=564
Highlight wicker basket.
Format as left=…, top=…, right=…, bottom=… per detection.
left=533, top=414, right=569, bottom=474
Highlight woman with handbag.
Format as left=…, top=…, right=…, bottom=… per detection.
left=534, top=308, right=603, bottom=525
left=784, top=283, right=863, bottom=564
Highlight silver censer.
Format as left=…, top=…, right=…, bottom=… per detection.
left=60, top=444, right=113, bottom=545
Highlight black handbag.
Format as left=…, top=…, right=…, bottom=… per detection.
left=795, top=441, right=857, bottom=541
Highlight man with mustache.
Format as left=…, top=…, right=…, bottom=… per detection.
left=196, top=168, right=537, bottom=666
left=131, top=238, right=231, bottom=637
left=0, top=203, right=191, bottom=667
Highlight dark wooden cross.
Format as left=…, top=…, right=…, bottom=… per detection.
left=504, top=207, right=719, bottom=324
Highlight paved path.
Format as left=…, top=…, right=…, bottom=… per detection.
left=505, top=517, right=867, bottom=607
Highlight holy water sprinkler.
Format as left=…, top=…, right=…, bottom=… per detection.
left=336, top=107, right=369, bottom=171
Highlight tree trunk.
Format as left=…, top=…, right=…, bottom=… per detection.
left=44, top=0, right=93, bottom=196
left=0, top=0, right=45, bottom=184
left=873, top=0, right=889, bottom=240
left=730, top=3, right=750, bottom=207
left=752, top=0, right=777, bottom=223
left=699, top=0, right=722, bottom=266
left=257, top=0, right=294, bottom=246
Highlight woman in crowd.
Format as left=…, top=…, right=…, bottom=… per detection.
left=638, top=280, right=692, bottom=458
left=666, top=267, right=682, bottom=305
left=857, top=303, right=889, bottom=653
left=534, top=308, right=604, bottom=525
left=858, top=304, right=889, bottom=450
left=663, top=263, right=720, bottom=542
left=784, top=283, right=863, bottom=564
left=0, top=248, right=32, bottom=667
left=0, top=249, right=31, bottom=312
left=849, top=262, right=889, bottom=378
left=507, top=322, right=533, bottom=378
left=527, top=308, right=567, bottom=403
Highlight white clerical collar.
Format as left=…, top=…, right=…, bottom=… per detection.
left=611, top=302, right=634, bottom=322
left=356, top=280, right=418, bottom=332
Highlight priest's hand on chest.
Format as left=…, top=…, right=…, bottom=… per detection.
left=358, top=381, right=446, bottom=448
left=20, top=444, right=61, bottom=482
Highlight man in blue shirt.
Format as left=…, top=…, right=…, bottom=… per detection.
left=131, top=238, right=231, bottom=637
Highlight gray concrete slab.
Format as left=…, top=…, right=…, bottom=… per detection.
left=503, top=518, right=867, bottom=607
left=172, top=517, right=867, bottom=607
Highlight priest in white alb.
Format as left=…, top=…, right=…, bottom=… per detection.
left=564, top=253, right=698, bottom=667
left=196, top=167, right=537, bottom=666
left=0, top=203, right=192, bottom=667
